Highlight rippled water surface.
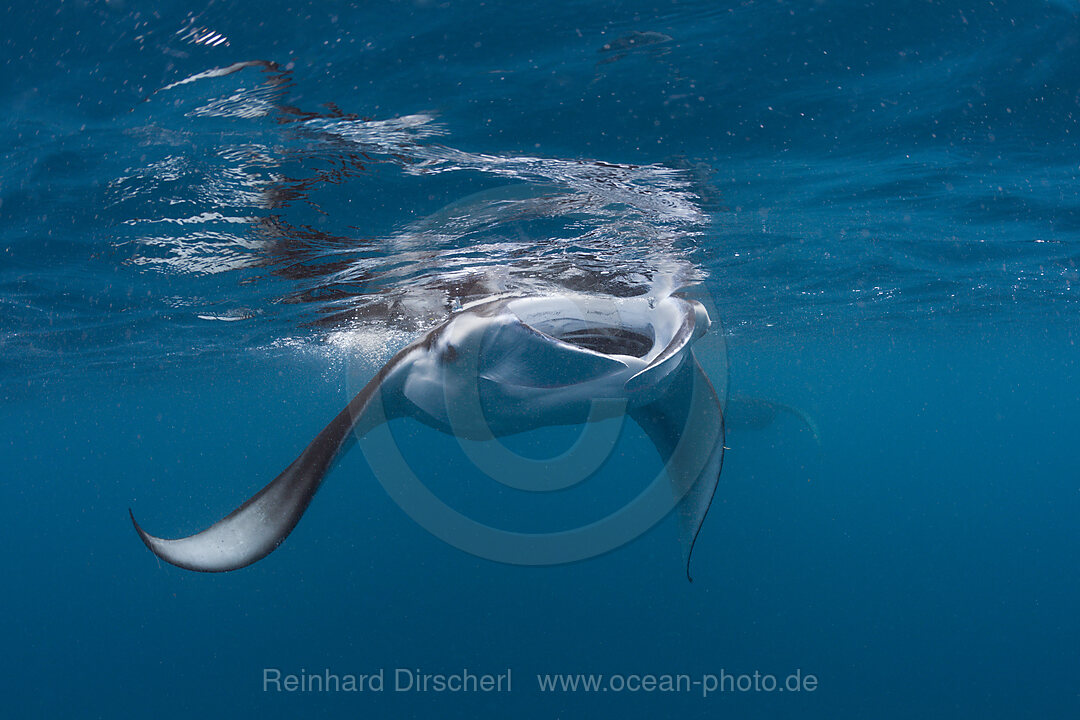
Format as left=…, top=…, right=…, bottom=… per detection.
left=2, top=2, right=1079, bottom=718
left=6, top=0, right=1079, bottom=385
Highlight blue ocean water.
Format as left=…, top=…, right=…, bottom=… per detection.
left=2, top=1, right=1079, bottom=717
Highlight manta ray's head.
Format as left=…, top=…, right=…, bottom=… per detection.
left=397, top=293, right=710, bottom=436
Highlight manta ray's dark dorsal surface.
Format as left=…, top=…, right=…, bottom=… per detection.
left=131, top=294, right=726, bottom=578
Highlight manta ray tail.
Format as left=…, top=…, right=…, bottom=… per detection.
left=130, top=377, right=385, bottom=572
left=630, top=354, right=725, bottom=582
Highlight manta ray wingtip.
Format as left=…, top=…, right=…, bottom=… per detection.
left=128, top=508, right=168, bottom=560
left=129, top=508, right=151, bottom=545
left=685, top=543, right=698, bottom=583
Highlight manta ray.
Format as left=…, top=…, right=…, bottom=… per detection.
left=131, top=293, right=727, bottom=578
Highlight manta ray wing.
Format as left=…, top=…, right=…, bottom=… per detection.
left=130, top=363, right=395, bottom=572
left=724, top=395, right=820, bottom=444
left=629, top=353, right=725, bottom=582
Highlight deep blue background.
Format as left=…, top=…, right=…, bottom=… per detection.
left=2, top=1, right=1079, bottom=717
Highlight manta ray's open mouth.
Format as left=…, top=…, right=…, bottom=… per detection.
left=553, top=327, right=654, bottom=357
